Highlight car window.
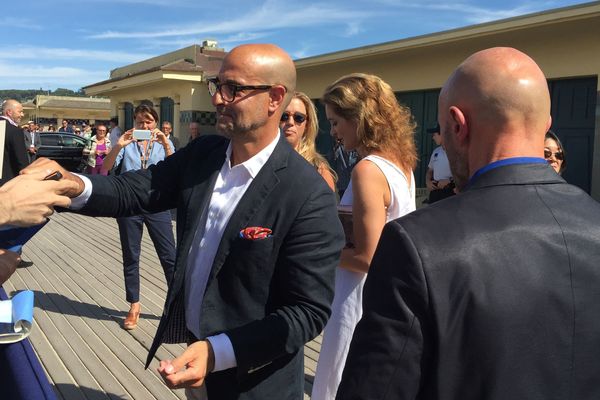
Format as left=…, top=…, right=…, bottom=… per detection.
left=62, top=136, right=87, bottom=148
left=39, top=135, right=60, bottom=146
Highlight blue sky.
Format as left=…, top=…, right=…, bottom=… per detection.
left=0, top=0, right=590, bottom=91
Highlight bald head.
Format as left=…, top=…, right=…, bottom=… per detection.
left=2, top=99, right=20, bottom=114
left=2, top=99, right=24, bottom=124
left=439, top=47, right=552, bottom=189
left=441, top=47, right=551, bottom=139
left=224, top=44, right=296, bottom=106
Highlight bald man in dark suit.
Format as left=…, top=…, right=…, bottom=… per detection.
left=1, top=99, right=29, bottom=185
left=338, top=47, right=600, bottom=400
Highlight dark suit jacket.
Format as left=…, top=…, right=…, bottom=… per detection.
left=338, top=163, right=600, bottom=400
left=81, top=134, right=344, bottom=399
left=1, top=118, right=29, bottom=184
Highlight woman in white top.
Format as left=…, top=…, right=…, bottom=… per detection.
left=312, top=73, right=418, bottom=400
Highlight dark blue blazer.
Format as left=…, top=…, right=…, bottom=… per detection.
left=338, top=163, right=600, bottom=400
left=82, top=134, right=344, bottom=400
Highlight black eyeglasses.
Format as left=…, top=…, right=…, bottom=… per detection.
left=544, top=148, right=564, bottom=160
left=280, top=112, right=307, bottom=124
left=207, top=78, right=274, bottom=102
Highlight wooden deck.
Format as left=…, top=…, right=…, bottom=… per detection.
left=4, top=212, right=321, bottom=399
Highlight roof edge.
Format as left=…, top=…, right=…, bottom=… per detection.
left=295, top=1, right=600, bottom=68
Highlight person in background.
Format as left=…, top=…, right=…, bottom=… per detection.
left=108, top=117, right=122, bottom=146
left=544, top=130, right=566, bottom=175
left=24, top=120, right=40, bottom=163
left=100, top=104, right=175, bottom=331
left=338, top=47, right=600, bottom=400
left=311, top=73, right=418, bottom=400
left=81, top=123, right=93, bottom=140
left=47, top=125, right=56, bottom=132
left=58, top=120, right=73, bottom=133
left=161, top=121, right=180, bottom=151
left=187, top=121, right=201, bottom=143
left=279, top=91, right=336, bottom=191
left=86, top=124, right=111, bottom=175
left=0, top=99, right=29, bottom=184
left=425, top=123, right=455, bottom=203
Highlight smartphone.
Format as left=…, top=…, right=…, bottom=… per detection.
left=44, top=171, right=62, bottom=181
left=0, top=220, right=49, bottom=254
left=132, top=129, right=152, bottom=141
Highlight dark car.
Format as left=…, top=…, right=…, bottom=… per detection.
left=36, top=133, right=91, bottom=172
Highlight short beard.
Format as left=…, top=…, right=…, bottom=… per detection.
left=216, top=117, right=267, bottom=139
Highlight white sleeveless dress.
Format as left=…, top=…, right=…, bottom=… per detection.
left=311, top=154, right=416, bottom=400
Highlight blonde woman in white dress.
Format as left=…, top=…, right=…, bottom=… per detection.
left=312, top=73, right=418, bottom=400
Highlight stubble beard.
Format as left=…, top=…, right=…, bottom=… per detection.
left=216, top=113, right=267, bottom=139
left=443, top=124, right=469, bottom=191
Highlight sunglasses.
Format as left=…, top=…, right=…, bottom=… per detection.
left=280, top=112, right=306, bottom=124
left=544, top=149, right=564, bottom=160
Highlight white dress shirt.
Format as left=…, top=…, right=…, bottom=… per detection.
left=185, top=133, right=279, bottom=371
left=70, top=132, right=280, bottom=372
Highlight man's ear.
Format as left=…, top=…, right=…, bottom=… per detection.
left=449, top=106, right=469, bottom=145
left=545, top=115, right=552, bottom=132
left=268, top=85, right=287, bottom=113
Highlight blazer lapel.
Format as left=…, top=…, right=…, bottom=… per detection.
left=207, top=136, right=289, bottom=282
left=175, top=140, right=228, bottom=285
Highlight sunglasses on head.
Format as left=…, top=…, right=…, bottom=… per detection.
left=280, top=112, right=306, bottom=124
left=544, top=148, right=564, bottom=160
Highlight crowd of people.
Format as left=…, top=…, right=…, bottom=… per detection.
left=1, top=42, right=599, bottom=400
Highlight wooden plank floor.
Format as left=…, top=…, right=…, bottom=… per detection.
left=4, top=213, right=321, bottom=399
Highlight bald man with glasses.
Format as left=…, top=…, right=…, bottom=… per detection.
left=24, top=44, right=344, bottom=400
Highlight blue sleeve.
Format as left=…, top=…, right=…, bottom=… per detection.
left=114, top=147, right=125, bottom=168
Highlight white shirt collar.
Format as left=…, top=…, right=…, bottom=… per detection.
left=224, top=131, right=280, bottom=178
left=0, top=115, right=18, bottom=127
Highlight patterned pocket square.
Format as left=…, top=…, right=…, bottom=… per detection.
left=239, top=227, right=273, bottom=240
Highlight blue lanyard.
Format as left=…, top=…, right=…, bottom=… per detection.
left=467, top=157, right=547, bottom=188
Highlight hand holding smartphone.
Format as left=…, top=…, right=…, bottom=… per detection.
left=132, top=130, right=152, bottom=141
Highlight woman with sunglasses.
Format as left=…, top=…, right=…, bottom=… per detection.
left=312, top=73, right=417, bottom=400
left=279, top=91, right=337, bottom=191
left=544, top=130, right=566, bottom=175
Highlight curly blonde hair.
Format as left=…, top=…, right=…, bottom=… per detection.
left=322, top=73, right=417, bottom=173
left=292, top=91, right=337, bottom=183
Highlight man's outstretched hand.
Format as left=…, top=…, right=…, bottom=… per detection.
left=0, top=168, right=80, bottom=226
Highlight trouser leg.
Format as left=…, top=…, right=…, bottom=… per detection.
left=117, top=215, right=144, bottom=303
left=143, top=211, right=176, bottom=287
